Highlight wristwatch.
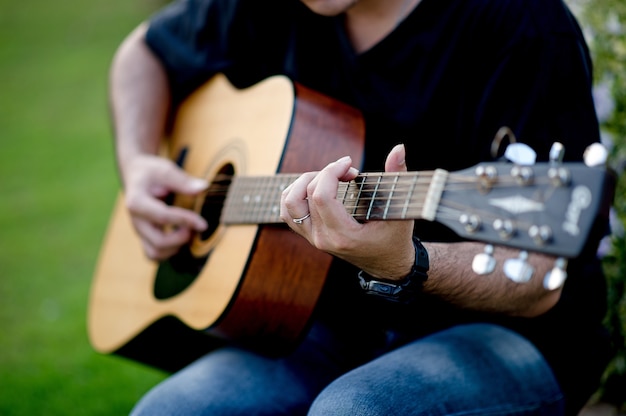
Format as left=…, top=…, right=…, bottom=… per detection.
left=357, top=236, right=429, bottom=304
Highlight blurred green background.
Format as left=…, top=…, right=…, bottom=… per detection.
left=0, top=0, right=167, bottom=414
left=0, top=0, right=623, bottom=415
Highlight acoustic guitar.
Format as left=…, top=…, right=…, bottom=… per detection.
left=87, top=74, right=612, bottom=371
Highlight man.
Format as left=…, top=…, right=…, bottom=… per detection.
left=109, top=0, right=611, bottom=414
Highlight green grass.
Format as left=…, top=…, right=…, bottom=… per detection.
left=0, top=0, right=168, bottom=414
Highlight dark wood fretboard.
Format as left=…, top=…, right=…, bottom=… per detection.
left=220, top=170, right=448, bottom=224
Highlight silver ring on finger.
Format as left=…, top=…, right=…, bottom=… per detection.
left=292, top=213, right=311, bottom=224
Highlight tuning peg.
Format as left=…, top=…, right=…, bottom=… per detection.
left=543, top=258, right=568, bottom=290
left=475, top=165, right=498, bottom=189
left=548, top=166, right=571, bottom=187
left=460, top=213, right=482, bottom=233
left=528, top=224, right=553, bottom=246
left=584, top=142, right=608, bottom=167
left=549, top=142, right=565, bottom=165
left=504, top=143, right=537, bottom=166
left=546, top=142, right=573, bottom=187
left=503, top=251, right=534, bottom=283
left=493, top=218, right=516, bottom=239
left=472, top=245, right=496, bottom=275
left=510, top=165, right=534, bottom=186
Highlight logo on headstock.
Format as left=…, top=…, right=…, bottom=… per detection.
left=488, top=195, right=545, bottom=215
left=563, top=186, right=592, bottom=236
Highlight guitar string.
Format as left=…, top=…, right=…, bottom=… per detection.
left=197, top=175, right=549, bottom=195
left=197, top=173, right=548, bottom=200
left=195, top=173, right=556, bottom=227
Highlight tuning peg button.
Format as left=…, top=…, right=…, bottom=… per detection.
left=584, top=143, right=608, bottom=167
left=472, top=245, right=496, bottom=275
left=543, top=258, right=568, bottom=290
left=504, top=143, right=537, bottom=166
left=549, top=142, right=565, bottom=164
left=503, top=251, right=534, bottom=283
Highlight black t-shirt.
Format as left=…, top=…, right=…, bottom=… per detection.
left=146, top=0, right=610, bottom=411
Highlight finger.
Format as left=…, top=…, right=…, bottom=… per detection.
left=309, top=155, right=354, bottom=200
left=384, top=143, right=408, bottom=173
left=308, top=156, right=359, bottom=230
left=154, top=160, right=209, bottom=195
left=127, top=193, right=208, bottom=231
left=133, top=218, right=193, bottom=260
left=280, top=172, right=316, bottom=222
left=141, top=236, right=185, bottom=262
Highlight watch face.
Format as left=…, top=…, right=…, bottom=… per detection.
left=357, top=237, right=428, bottom=304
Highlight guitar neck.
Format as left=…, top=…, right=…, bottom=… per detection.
left=218, top=160, right=608, bottom=259
left=220, top=170, right=448, bottom=225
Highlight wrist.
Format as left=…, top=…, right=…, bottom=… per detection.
left=357, top=236, right=429, bottom=303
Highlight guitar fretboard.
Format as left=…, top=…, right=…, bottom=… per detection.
left=220, top=170, right=448, bottom=225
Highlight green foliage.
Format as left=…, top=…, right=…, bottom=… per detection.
left=567, top=0, right=626, bottom=411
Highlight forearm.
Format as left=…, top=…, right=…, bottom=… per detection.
left=423, top=241, right=563, bottom=317
left=109, top=22, right=171, bottom=185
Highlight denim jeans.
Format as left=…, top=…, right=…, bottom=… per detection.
left=130, top=323, right=564, bottom=415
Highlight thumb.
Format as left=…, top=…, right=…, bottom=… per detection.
left=157, top=160, right=208, bottom=195
left=384, top=144, right=408, bottom=173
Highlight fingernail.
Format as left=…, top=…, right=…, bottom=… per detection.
left=337, top=156, right=351, bottom=163
left=395, top=144, right=406, bottom=166
left=190, top=178, right=208, bottom=191
left=196, top=218, right=208, bottom=231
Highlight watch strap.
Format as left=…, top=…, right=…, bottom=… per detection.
left=357, top=236, right=429, bottom=303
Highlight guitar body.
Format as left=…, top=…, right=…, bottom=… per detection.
left=88, top=74, right=365, bottom=371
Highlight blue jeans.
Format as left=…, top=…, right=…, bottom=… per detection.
left=130, top=323, right=564, bottom=415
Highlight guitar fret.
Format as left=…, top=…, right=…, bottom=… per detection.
left=349, top=182, right=359, bottom=216
left=267, top=177, right=285, bottom=222
left=366, top=175, right=382, bottom=220
left=267, top=177, right=280, bottom=222
left=243, top=179, right=253, bottom=222
left=341, top=173, right=413, bottom=220
left=383, top=173, right=399, bottom=219
left=223, top=178, right=239, bottom=223
left=403, top=173, right=418, bottom=219
left=222, top=174, right=299, bottom=224
left=354, top=176, right=366, bottom=218
left=259, top=176, right=270, bottom=223
left=250, top=178, right=260, bottom=223
left=239, top=179, right=249, bottom=222
left=223, top=171, right=441, bottom=224
left=340, top=180, right=350, bottom=215
left=257, top=176, right=272, bottom=223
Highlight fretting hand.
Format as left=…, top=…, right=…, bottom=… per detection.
left=280, top=144, right=416, bottom=280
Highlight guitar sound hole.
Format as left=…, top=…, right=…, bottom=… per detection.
left=153, top=163, right=234, bottom=300
left=154, top=248, right=205, bottom=300
left=198, top=163, right=234, bottom=242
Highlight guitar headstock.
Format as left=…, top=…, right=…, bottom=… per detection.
left=437, top=160, right=611, bottom=259
left=433, top=141, right=615, bottom=290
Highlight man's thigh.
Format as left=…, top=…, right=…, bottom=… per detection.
left=129, top=320, right=386, bottom=416
left=309, top=323, right=564, bottom=416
